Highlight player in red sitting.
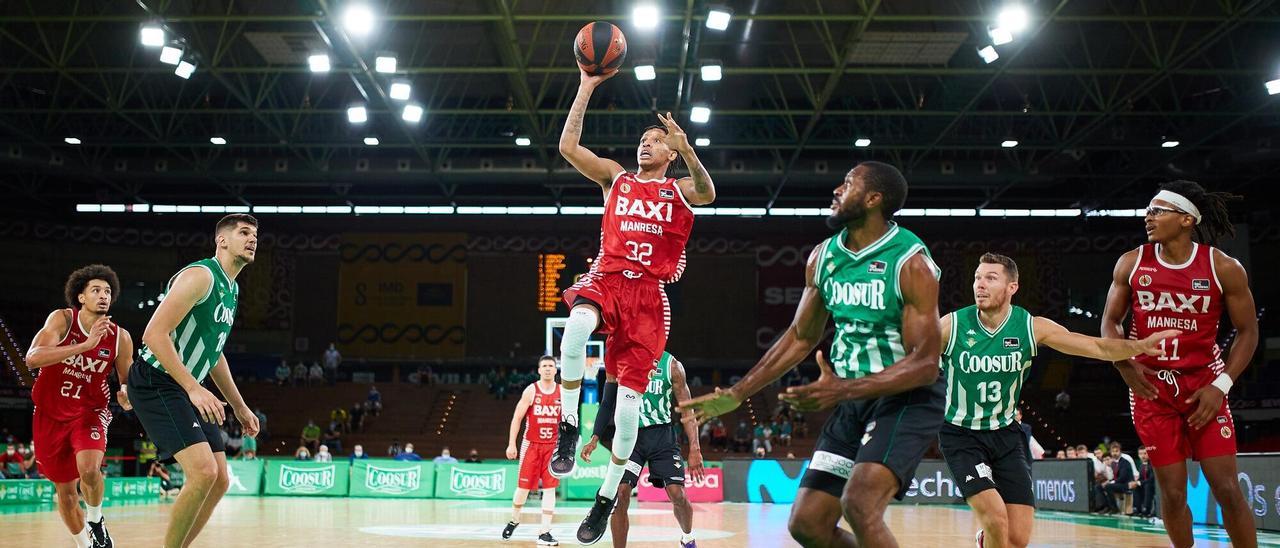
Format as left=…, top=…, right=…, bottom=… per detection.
left=25, top=265, right=135, bottom=548
left=1101, top=180, right=1258, bottom=548
left=503, top=356, right=563, bottom=546
left=552, top=67, right=716, bottom=545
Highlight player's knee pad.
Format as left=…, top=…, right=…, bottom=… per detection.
left=559, top=306, right=598, bottom=380
left=610, top=386, right=643, bottom=459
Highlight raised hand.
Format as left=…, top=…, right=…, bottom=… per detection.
left=580, top=68, right=618, bottom=89
left=85, top=316, right=113, bottom=347
left=657, top=112, right=690, bottom=153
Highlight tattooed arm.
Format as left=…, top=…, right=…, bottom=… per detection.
left=559, top=70, right=624, bottom=190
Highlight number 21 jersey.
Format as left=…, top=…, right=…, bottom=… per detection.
left=32, top=308, right=118, bottom=420
left=593, top=172, right=696, bottom=283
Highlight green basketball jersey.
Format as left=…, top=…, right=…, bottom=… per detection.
left=815, top=223, right=940, bottom=379
left=638, top=352, right=674, bottom=428
left=139, top=258, right=239, bottom=383
left=942, top=305, right=1037, bottom=430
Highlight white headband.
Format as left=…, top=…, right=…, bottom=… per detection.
left=1151, top=190, right=1202, bottom=225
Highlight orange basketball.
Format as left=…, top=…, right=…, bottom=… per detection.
left=574, top=21, right=627, bottom=75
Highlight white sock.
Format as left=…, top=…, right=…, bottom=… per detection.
left=598, top=386, right=642, bottom=500
left=558, top=306, right=597, bottom=427
left=598, top=460, right=628, bottom=500
left=72, top=525, right=92, bottom=548
left=85, top=504, right=102, bottom=522
left=681, top=531, right=696, bottom=543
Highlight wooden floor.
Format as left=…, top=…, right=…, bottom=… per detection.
left=2, top=497, right=1276, bottom=547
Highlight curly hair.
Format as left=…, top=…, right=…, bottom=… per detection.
left=1158, top=180, right=1240, bottom=245
left=64, top=264, right=120, bottom=309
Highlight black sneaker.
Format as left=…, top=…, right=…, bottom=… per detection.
left=548, top=418, right=579, bottom=478
left=501, top=521, right=518, bottom=540
left=576, top=494, right=616, bottom=545
left=537, top=531, right=560, bottom=546
left=88, top=517, right=113, bottom=548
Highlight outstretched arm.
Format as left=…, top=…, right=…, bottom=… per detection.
left=658, top=112, right=715, bottom=205
left=679, top=247, right=829, bottom=423
left=1035, top=316, right=1177, bottom=362
left=559, top=70, right=625, bottom=189
left=1100, top=250, right=1158, bottom=400
left=781, top=253, right=942, bottom=411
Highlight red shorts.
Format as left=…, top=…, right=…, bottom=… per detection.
left=563, top=271, right=669, bottom=393
left=517, top=440, right=559, bottom=490
left=32, top=407, right=111, bottom=483
left=1130, top=365, right=1236, bottom=467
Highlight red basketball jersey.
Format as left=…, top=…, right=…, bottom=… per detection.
left=31, top=308, right=118, bottom=421
left=592, top=172, right=696, bottom=283
left=523, top=383, right=561, bottom=444
left=1127, top=243, right=1224, bottom=370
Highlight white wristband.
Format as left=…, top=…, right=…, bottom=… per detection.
left=1210, top=373, right=1233, bottom=394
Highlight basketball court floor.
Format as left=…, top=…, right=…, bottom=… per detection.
left=3, top=497, right=1278, bottom=547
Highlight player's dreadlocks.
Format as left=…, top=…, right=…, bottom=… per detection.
left=1159, top=180, right=1240, bottom=245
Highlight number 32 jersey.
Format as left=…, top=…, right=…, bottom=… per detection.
left=593, top=172, right=696, bottom=283
left=31, top=308, right=118, bottom=421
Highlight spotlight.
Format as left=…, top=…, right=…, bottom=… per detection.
left=210, top=137, right=227, bottom=145
left=978, top=45, right=999, bottom=64
left=634, top=65, right=656, bottom=81
left=854, top=138, right=871, bottom=147
left=348, top=106, right=368, bottom=123
left=1161, top=140, right=1180, bottom=148
left=140, top=25, right=165, bottom=47
left=1266, top=78, right=1280, bottom=95
left=694, top=137, right=710, bottom=147
left=1001, top=140, right=1019, bottom=148
left=159, top=45, right=183, bottom=65
left=706, top=7, right=732, bottom=31
left=309, top=54, right=331, bottom=73
left=690, top=106, right=711, bottom=124
left=997, top=4, right=1031, bottom=34
left=64, top=137, right=82, bottom=145
left=342, top=4, right=376, bottom=37
left=389, top=81, right=411, bottom=101
left=175, top=59, right=196, bottom=79
left=364, top=136, right=379, bottom=146
left=375, top=55, right=397, bottom=74
left=515, top=137, right=532, bottom=146
left=700, top=63, right=722, bottom=82
left=402, top=104, right=424, bottom=123
left=988, top=26, right=1014, bottom=46
left=632, top=4, right=660, bottom=30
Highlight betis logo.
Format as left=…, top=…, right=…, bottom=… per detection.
left=279, top=464, right=336, bottom=494
left=366, top=464, right=421, bottom=495
left=450, top=467, right=506, bottom=497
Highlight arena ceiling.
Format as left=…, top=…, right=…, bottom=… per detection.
left=1, top=0, right=1277, bottom=212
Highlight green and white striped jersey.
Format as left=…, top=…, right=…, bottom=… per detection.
left=815, top=223, right=940, bottom=379
left=638, top=352, right=675, bottom=428
left=139, top=258, right=239, bottom=383
left=941, top=305, right=1037, bottom=430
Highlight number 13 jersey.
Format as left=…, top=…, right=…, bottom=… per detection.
left=594, top=172, right=695, bottom=283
